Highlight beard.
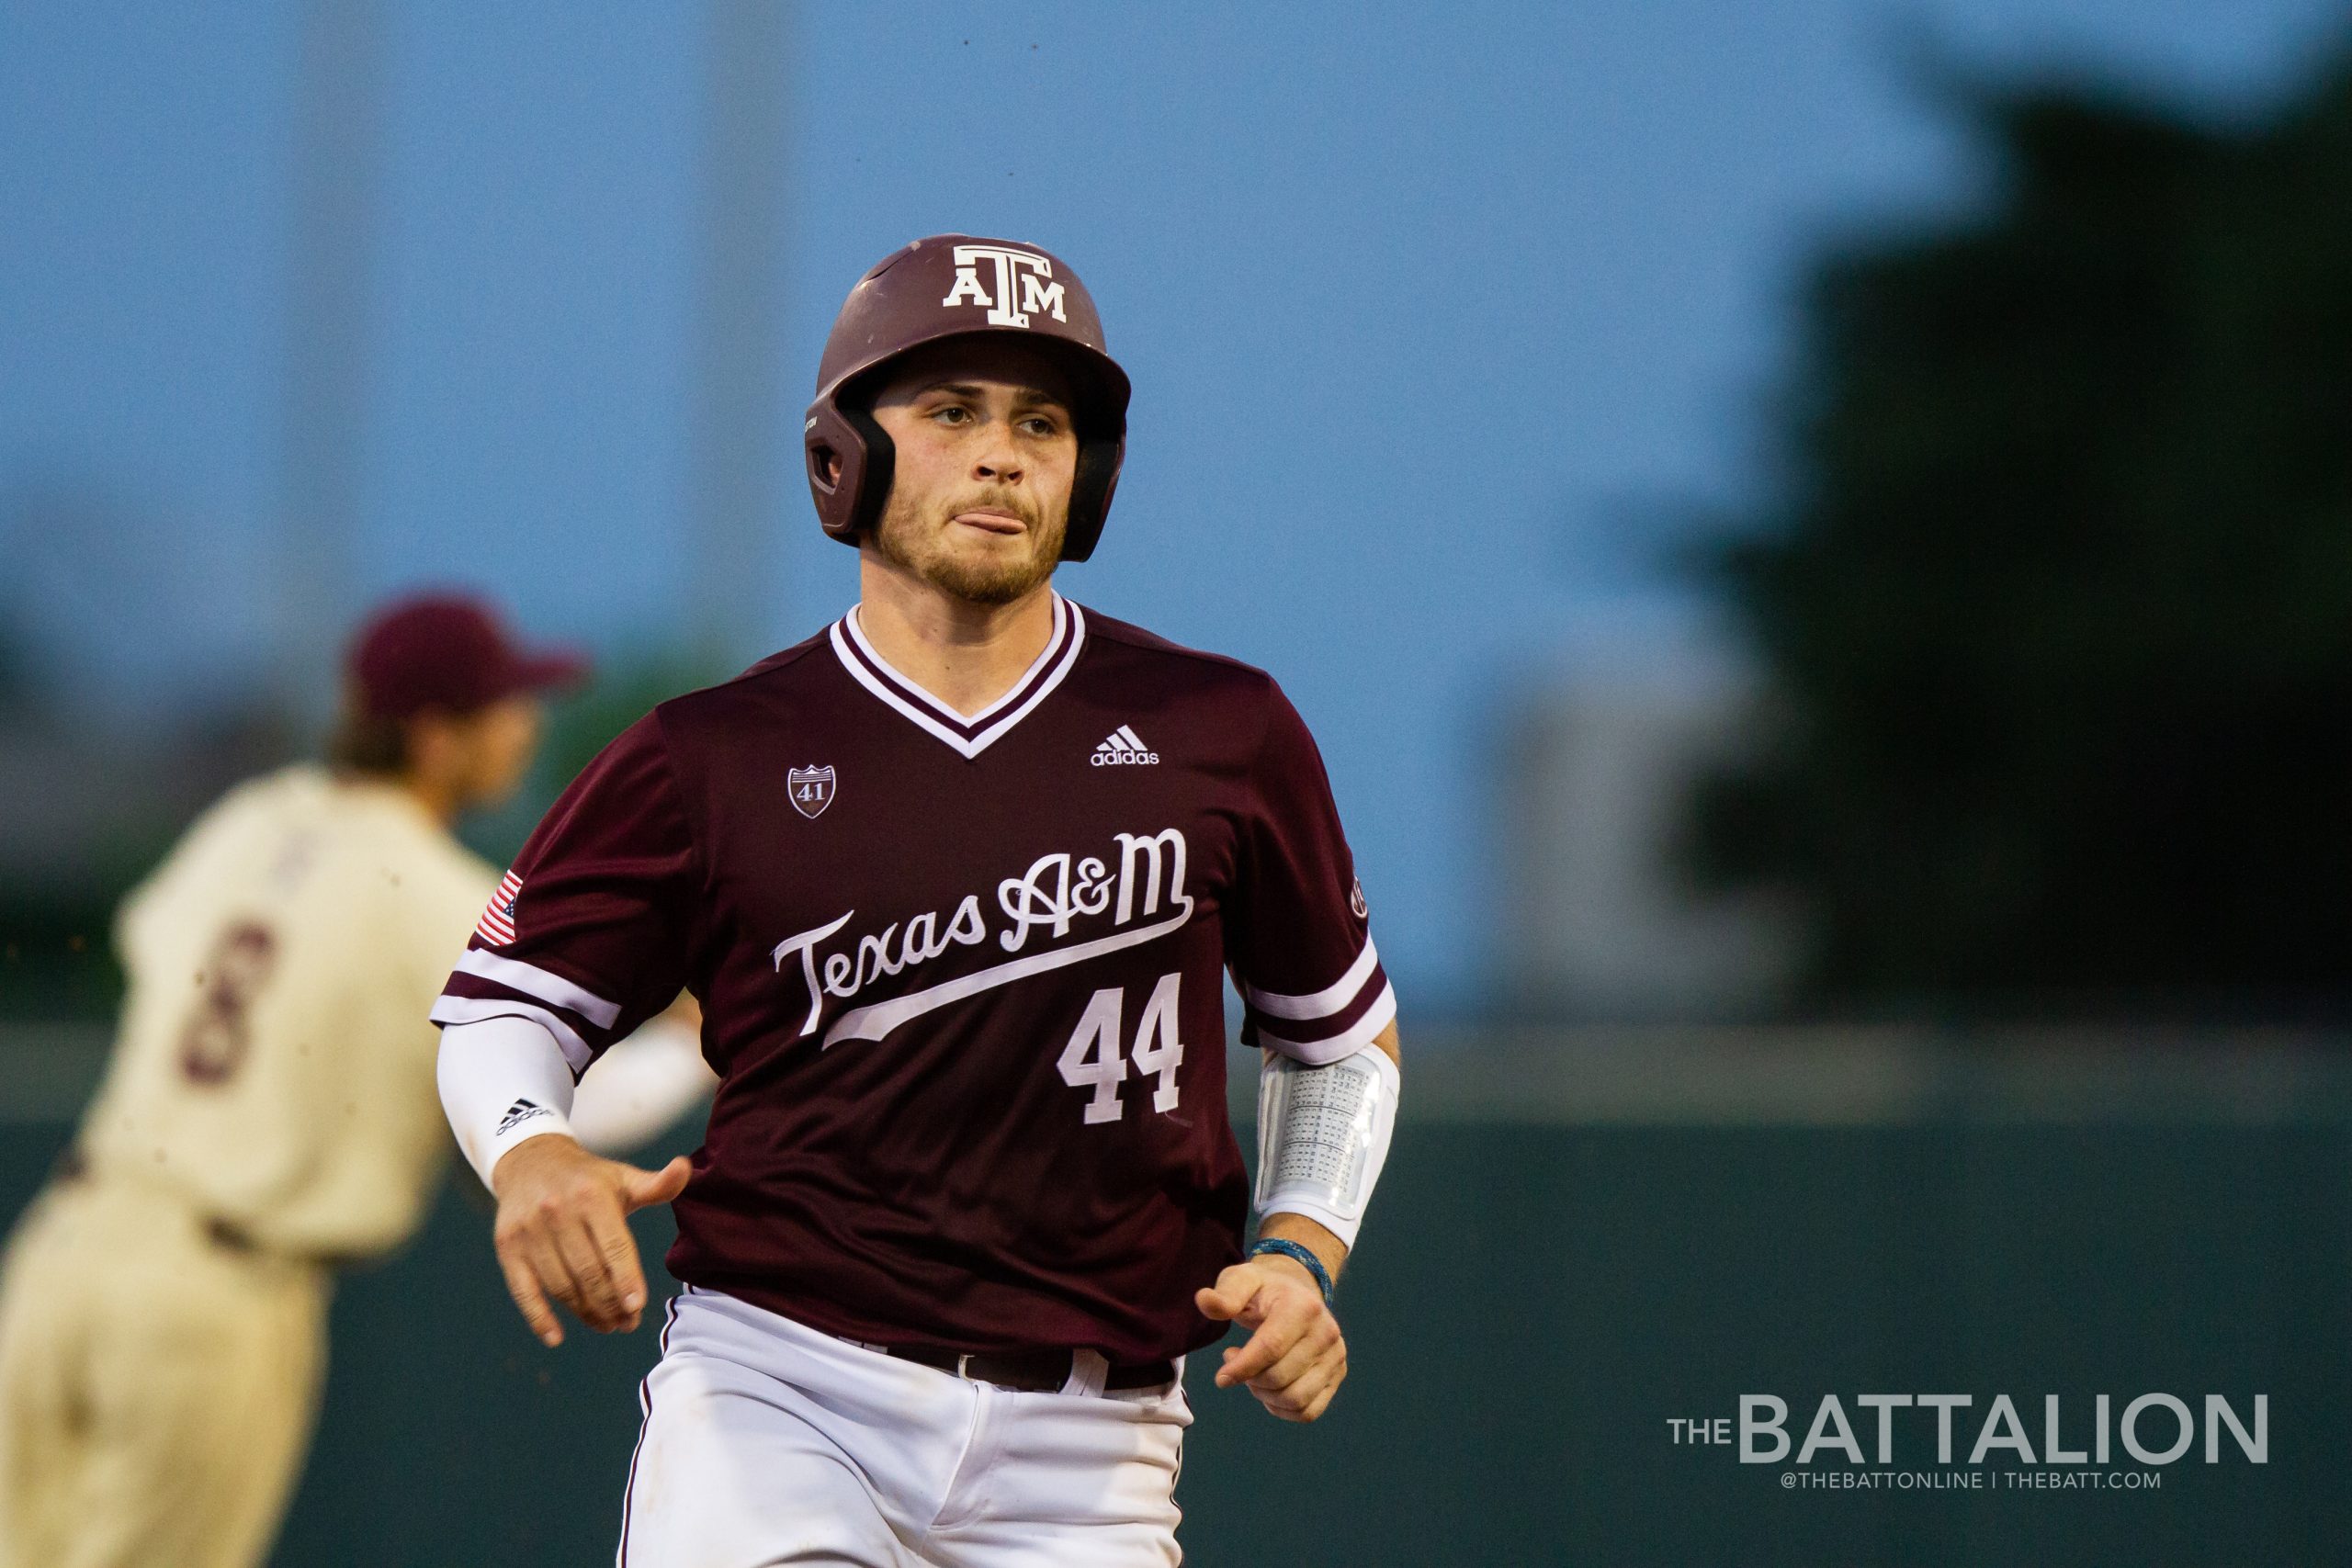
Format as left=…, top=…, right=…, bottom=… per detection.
left=871, top=490, right=1069, bottom=606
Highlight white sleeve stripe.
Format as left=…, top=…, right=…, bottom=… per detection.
left=1238, top=936, right=1381, bottom=1021
left=1255, top=982, right=1397, bottom=1066
left=431, top=994, right=595, bottom=1075
left=453, top=948, right=623, bottom=1027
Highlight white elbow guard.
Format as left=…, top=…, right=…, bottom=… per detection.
left=437, top=1014, right=581, bottom=1190
left=1253, top=1043, right=1400, bottom=1249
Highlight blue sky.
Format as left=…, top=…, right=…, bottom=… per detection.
left=3, top=0, right=2345, bottom=1007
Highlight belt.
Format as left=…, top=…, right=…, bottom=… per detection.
left=879, top=1343, right=1177, bottom=1395
left=52, top=1150, right=262, bottom=1258
left=203, top=1216, right=262, bottom=1254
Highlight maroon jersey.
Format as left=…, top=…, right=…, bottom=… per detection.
left=432, top=594, right=1393, bottom=1361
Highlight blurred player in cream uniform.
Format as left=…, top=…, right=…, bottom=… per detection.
left=0, top=594, right=714, bottom=1568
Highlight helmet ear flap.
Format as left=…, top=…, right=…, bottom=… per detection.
left=804, top=400, right=896, bottom=546
left=1059, top=434, right=1125, bottom=563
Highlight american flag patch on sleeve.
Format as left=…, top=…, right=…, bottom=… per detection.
left=475, top=870, right=522, bottom=946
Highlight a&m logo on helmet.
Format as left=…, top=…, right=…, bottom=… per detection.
left=940, top=244, right=1068, bottom=330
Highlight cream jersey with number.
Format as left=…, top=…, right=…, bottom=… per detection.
left=78, top=764, right=496, bottom=1258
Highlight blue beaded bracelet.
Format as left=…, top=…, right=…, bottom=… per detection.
left=1249, top=1238, right=1333, bottom=1304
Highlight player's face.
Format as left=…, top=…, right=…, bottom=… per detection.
left=454, top=696, right=544, bottom=808
left=865, top=342, right=1080, bottom=606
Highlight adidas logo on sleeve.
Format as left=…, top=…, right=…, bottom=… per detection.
left=1091, top=726, right=1159, bottom=766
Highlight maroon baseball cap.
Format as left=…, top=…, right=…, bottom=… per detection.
left=345, top=593, right=589, bottom=720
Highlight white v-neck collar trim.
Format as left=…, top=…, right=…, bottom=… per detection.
left=844, top=594, right=1067, bottom=728
left=829, top=593, right=1087, bottom=760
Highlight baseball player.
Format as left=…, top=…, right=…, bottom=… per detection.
left=435, top=235, right=1403, bottom=1566
left=0, top=595, right=713, bottom=1568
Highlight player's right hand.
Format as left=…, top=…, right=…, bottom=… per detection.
left=490, top=1135, right=691, bottom=1347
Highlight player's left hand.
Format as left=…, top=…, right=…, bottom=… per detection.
left=1194, top=1257, right=1346, bottom=1423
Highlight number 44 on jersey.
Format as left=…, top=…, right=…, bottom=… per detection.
left=1058, top=972, right=1184, bottom=1124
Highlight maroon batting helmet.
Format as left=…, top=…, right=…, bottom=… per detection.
left=803, top=235, right=1131, bottom=562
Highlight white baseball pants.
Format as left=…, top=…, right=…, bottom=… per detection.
left=616, top=1288, right=1190, bottom=1567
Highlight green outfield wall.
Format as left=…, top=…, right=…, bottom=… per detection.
left=4, top=1060, right=2346, bottom=1565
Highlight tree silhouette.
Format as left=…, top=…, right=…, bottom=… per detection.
left=1687, top=55, right=2352, bottom=1012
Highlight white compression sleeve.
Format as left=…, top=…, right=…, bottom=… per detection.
left=437, top=1014, right=580, bottom=1190
left=1253, top=1043, right=1401, bottom=1249
left=566, top=1019, right=718, bottom=1155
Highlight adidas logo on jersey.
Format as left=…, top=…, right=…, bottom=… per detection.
left=496, top=1098, right=550, bottom=1136
left=1091, top=726, right=1159, bottom=766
